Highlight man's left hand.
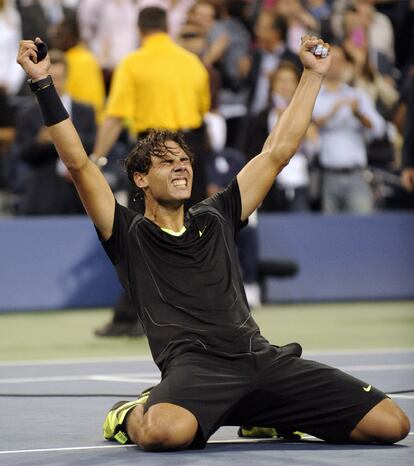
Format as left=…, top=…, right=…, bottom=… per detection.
left=299, top=35, right=331, bottom=77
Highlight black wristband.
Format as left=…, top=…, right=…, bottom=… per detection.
left=28, top=75, right=53, bottom=92
left=30, top=77, right=69, bottom=127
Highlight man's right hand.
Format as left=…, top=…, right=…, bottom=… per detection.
left=16, top=38, right=50, bottom=82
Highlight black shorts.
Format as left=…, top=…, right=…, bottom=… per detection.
left=144, top=344, right=387, bottom=448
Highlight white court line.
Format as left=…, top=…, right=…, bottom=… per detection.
left=0, top=445, right=135, bottom=455
left=304, top=348, right=414, bottom=356
left=0, top=373, right=160, bottom=385
left=0, top=433, right=413, bottom=456
left=390, top=394, right=414, bottom=400
left=0, top=348, right=413, bottom=367
left=339, top=364, right=414, bottom=371
left=2, top=363, right=413, bottom=386
left=89, top=375, right=159, bottom=384
left=0, top=355, right=153, bottom=367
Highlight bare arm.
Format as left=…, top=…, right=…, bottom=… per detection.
left=237, top=36, right=331, bottom=221
left=92, top=115, right=124, bottom=160
left=48, top=120, right=115, bottom=239
left=17, top=39, right=115, bottom=240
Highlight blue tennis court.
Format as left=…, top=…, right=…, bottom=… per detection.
left=1, top=348, right=412, bottom=466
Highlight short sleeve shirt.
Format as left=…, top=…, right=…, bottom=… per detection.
left=100, top=179, right=268, bottom=372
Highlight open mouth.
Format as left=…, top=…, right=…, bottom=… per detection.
left=172, top=178, right=188, bottom=187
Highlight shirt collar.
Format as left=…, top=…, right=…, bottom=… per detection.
left=141, top=32, right=171, bottom=48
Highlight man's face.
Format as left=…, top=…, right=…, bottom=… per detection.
left=191, top=3, right=215, bottom=31
left=272, top=68, right=298, bottom=100
left=254, top=12, right=278, bottom=49
left=135, top=140, right=193, bottom=207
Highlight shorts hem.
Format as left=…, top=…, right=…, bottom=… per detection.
left=317, top=392, right=388, bottom=443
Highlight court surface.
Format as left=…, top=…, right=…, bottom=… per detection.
left=1, top=348, right=413, bottom=466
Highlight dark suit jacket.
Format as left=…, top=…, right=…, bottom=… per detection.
left=246, top=45, right=302, bottom=113
left=402, top=74, right=414, bottom=169
left=17, top=98, right=96, bottom=215
left=16, top=0, right=72, bottom=45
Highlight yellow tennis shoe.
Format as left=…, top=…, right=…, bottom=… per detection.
left=103, top=390, right=151, bottom=444
left=238, top=426, right=304, bottom=440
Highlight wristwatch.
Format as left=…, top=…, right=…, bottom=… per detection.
left=28, top=75, right=53, bottom=93
left=89, top=153, right=108, bottom=168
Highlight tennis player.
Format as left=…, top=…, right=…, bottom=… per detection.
left=17, top=35, right=410, bottom=451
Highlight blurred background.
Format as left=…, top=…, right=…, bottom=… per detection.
left=0, top=0, right=413, bottom=359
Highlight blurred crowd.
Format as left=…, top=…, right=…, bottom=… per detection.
left=1, top=0, right=414, bottom=217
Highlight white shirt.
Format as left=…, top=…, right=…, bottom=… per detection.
left=0, top=2, right=25, bottom=94
left=313, top=84, right=386, bottom=169
left=77, top=0, right=139, bottom=69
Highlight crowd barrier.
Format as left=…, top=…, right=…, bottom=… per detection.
left=259, top=212, right=414, bottom=302
left=1, top=212, right=413, bottom=312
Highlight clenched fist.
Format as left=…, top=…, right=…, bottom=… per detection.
left=16, top=37, right=50, bottom=82
left=299, top=35, right=331, bottom=77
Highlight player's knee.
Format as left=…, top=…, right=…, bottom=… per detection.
left=138, top=406, right=198, bottom=451
left=139, top=421, right=196, bottom=451
left=352, top=399, right=410, bottom=444
left=380, top=408, right=410, bottom=444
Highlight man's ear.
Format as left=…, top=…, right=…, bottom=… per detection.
left=133, top=172, right=148, bottom=189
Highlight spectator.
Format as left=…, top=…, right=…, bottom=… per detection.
left=138, top=0, right=196, bottom=39
left=353, top=0, right=395, bottom=66
left=401, top=70, right=414, bottom=194
left=202, top=0, right=251, bottom=148
left=16, top=0, right=71, bottom=47
left=246, top=61, right=318, bottom=212
left=343, top=37, right=399, bottom=117
left=247, top=11, right=301, bottom=116
left=304, top=0, right=333, bottom=41
left=395, top=0, right=414, bottom=78
left=0, top=0, right=25, bottom=97
left=186, top=0, right=217, bottom=33
left=313, top=45, right=386, bottom=214
left=1, top=0, right=24, bottom=212
left=177, top=15, right=226, bottom=152
left=177, top=4, right=221, bottom=111
left=92, top=6, right=210, bottom=337
left=275, top=0, right=319, bottom=54
left=305, top=0, right=331, bottom=22
left=15, top=49, right=96, bottom=215
left=342, top=4, right=395, bottom=82
left=92, top=6, right=210, bottom=205
left=207, top=146, right=261, bottom=307
left=52, top=14, right=106, bottom=122
left=76, top=0, right=139, bottom=92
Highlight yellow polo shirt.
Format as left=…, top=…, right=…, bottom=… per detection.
left=65, top=44, right=106, bottom=123
left=105, top=33, right=210, bottom=134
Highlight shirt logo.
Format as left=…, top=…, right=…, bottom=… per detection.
left=199, top=226, right=207, bottom=237
left=363, top=385, right=372, bottom=392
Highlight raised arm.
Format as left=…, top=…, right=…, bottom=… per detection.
left=237, top=36, right=331, bottom=221
left=17, top=39, right=115, bottom=240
